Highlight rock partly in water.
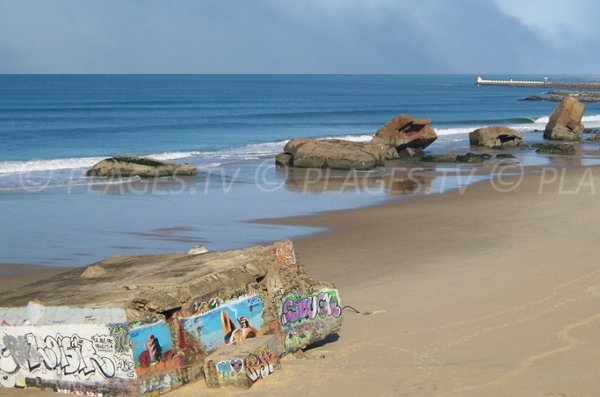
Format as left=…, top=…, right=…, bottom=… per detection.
left=532, top=143, right=576, bottom=155
left=588, top=134, right=600, bottom=142
left=420, top=154, right=457, bottom=163
left=420, top=153, right=491, bottom=164
left=275, top=153, right=293, bottom=168
left=85, top=156, right=197, bottom=178
left=373, top=114, right=438, bottom=152
left=495, top=153, right=517, bottom=159
left=456, top=153, right=492, bottom=163
left=276, top=114, right=439, bottom=170
left=469, top=126, right=524, bottom=148
left=280, top=138, right=385, bottom=170
left=544, top=97, right=585, bottom=141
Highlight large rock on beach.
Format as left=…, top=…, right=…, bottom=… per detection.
left=280, top=138, right=385, bottom=170
left=373, top=114, right=438, bottom=152
left=85, top=155, right=197, bottom=178
left=469, top=126, right=524, bottom=148
left=276, top=113, right=438, bottom=170
left=544, top=96, right=585, bottom=141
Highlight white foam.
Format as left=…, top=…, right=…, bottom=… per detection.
left=4, top=113, right=600, bottom=176
left=0, top=152, right=207, bottom=175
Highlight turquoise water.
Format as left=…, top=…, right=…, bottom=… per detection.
left=1, top=75, right=599, bottom=266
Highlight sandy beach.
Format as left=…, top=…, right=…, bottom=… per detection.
left=1, top=166, right=598, bottom=397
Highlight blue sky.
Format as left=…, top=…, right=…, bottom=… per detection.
left=0, top=0, right=597, bottom=73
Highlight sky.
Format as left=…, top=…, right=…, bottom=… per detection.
left=0, top=0, right=597, bottom=74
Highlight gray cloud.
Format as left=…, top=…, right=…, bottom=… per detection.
left=0, top=0, right=597, bottom=73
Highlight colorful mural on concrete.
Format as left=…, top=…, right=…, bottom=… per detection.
left=0, top=324, right=136, bottom=389
left=279, top=288, right=342, bottom=351
left=128, top=321, right=180, bottom=374
left=244, top=345, right=279, bottom=383
left=181, top=294, right=266, bottom=352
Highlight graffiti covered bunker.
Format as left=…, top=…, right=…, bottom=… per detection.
left=0, top=241, right=342, bottom=395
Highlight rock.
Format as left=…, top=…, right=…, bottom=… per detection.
left=544, top=97, right=585, bottom=141
left=397, top=147, right=424, bottom=158
left=85, top=156, right=197, bottom=178
left=532, top=143, right=576, bottom=155
left=187, top=244, right=209, bottom=255
left=455, top=153, right=491, bottom=163
left=584, top=128, right=600, bottom=134
left=283, top=138, right=313, bottom=156
left=81, top=265, right=107, bottom=279
left=373, top=114, right=438, bottom=152
left=275, top=153, right=292, bottom=168
left=588, top=134, right=600, bottom=142
left=420, top=153, right=491, bottom=163
left=495, top=153, right=517, bottom=159
left=281, top=138, right=384, bottom=170
left=420, top=154, right=457, bottom=163
left=469, top=126, right=524, bottom=148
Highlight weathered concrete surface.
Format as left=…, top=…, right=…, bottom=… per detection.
left=203, top=335, right=282, bottom=388
left=0, top=247, right=271, bottom=323
left=0, top=241, right=342, bottom=396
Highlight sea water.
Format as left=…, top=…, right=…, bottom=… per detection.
left=1, top=75, right=600, bottom=266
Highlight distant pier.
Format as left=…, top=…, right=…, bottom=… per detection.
left=476, top=75, right=600, bottom=89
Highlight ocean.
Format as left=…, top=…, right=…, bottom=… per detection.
left=2, top=74, right=600, bottom=266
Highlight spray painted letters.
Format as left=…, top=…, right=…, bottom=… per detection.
left=0, top=324, right=135, bottom=388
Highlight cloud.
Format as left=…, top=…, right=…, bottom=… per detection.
left=491, top=0, right=600, bottom=45
left=0, top=0, right=597, bottom=73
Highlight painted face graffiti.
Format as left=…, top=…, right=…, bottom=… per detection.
left=280, top=290, right=342, bottom=327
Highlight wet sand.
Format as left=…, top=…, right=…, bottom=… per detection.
left=1, top=167, right=600, bottom=396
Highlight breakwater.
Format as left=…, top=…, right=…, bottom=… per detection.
left=477, top=75, right=600, bottom=89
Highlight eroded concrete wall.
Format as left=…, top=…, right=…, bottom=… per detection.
left=0, top=241, right=342, bottom=396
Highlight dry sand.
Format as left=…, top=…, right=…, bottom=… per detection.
left=1, top=167, right=599, bottom=396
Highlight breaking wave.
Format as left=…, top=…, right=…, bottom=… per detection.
left=3, top=113, right=600, bottom=176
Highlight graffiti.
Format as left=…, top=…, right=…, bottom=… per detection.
left=139, top=372, right=180, bottom=397
left=0, top=324, right=135, bottom=389
left=245, top=346, right=279, bottom=382
left=128, top=321, right=181, bottom=376
left=107, top=323, right=130, bottom=354
left=280, top=289, right=341, bottom=327
left=274, top=240, right=296, bottom=267
left=188, top=284, right=260, bottom=316
left=181, top=294, right=268, bottom=352
left=215, top=359, right=244, bottom=383
left=190, top=296, right=224, bottom=315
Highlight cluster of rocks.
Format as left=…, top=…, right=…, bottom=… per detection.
left=83, top=97, right=590, bottom=179
left=275, top=96, right=588, bottom=169
left=523, top=92, right=600, bottom=103
left=276, top=114, right=438, bottom=170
